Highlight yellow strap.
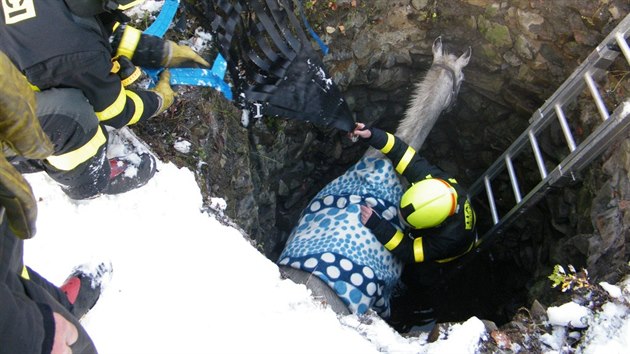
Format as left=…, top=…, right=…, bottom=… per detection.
left=115, top=26, right=142, bottom=60
left=46, top=126, right=107, bottom=171
left=383, top=229, right=404, bottom=251
left=413, top=237, right=425, bottom=262
left=96, top=83, right=126, bottom=121
left=126, top=90, right=144, bottom=125
left=464, top=199, right=475, bottom=230
left=396, top=146, right=415, bottom=174
left=380, top=133, right=395, bottom=154
left=121, top=67, right=141, bottom=87
left=21, top=266, right=30, bottom=280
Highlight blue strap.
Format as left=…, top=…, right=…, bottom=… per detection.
left=298, top=0, right=329, bottom=55
left=143, top=0, right=179, bottom=37
left=141, top=0, right=232, bottom=100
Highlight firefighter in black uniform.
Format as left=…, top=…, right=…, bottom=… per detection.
left=0, top=51, right=102, bottom=354
left=0, top=0, right=209, bottom=199
left=351, top=122, right=478, bottom=331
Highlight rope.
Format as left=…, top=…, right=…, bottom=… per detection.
left=298, top=0, right=329, bottom=55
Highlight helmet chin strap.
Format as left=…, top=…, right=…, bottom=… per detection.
left=397, top=208, right=413, bottom=229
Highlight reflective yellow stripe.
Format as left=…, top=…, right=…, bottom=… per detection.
left=96, top=83, right=126, bottom=121
left=413, top=237, right=425, bottom=262
left=21, top=266, right=30, bottom=280
left=46, top=126, right=107, bottom=171
left=126, top=90, right=144, bottom=125
left=115, top=26, right=142, bottom=60
left=380, top=133, right=395, bottom=154
left=117, top=0, right=143, bottom=10
left=396, top=146, right=415, bottom=174
left=383, top=229, right=404, bottom=251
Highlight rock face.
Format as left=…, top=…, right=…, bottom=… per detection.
left=137, top=0, right=630, bottom=327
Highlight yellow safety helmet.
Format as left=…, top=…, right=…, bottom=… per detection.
left=399, top=178, right=458, bottom=229
left=65, top=0, right=144, bottom=17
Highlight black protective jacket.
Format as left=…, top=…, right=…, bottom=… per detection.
left=0, top=209, right=97, bottom=354
left=0, top=209, right=55, bottom=354
left=363, top=128, right=478, bottom=264
left=0, top=0, right=165, bottom=128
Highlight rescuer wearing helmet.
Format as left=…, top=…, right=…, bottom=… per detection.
left=351, top=122, right=478, bottom=331
left=351, top=123, right=477, bottom=264
left=0, top=0, right=209, bottom=199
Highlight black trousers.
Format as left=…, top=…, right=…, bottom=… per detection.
left=12, top=88, right=110, bottom=199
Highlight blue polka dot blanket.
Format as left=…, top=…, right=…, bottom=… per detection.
left=278, top=156, right=404, bottom=318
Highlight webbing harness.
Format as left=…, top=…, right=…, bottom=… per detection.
left=142, top=0, right=344, bottom=131
left=204, top=0, right=354, bottom=131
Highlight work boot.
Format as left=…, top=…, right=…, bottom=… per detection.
left=60, top=262, right=113, bottom=319
left=104, top=152, right=156, bottom=195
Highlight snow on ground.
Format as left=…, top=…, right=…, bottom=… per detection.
left=22, top=139, right=630, bottom=353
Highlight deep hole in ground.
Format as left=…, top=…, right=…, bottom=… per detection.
left=269, top=96, right=549, bottom=332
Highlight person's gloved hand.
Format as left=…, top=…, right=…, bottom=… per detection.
left=0, top=51, right=54, bottom=239
left=150, top=70, right=175, bottom=116
left=161, top=40, right=210, bottom=67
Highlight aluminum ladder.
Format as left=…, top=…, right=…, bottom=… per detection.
left=467, top=13, right=630, bottom=257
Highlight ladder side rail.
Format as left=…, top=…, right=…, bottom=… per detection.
left=528, top=13, right=630, bottom=124
left=548, top=101, right=630, bottom=185
left=616, top=32, right=630, bottom=66
left=448, top=182, right=555, bottom=281
left=470, top=181, right=556, bottom=259
left=469, top=109, right=560, bottom=196
left=449, top=14, right=630, bottom=282
left=473, top=102, right=630, bottom=251
left=532, top=58, right=615, bottom=124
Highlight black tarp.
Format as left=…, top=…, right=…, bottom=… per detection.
left=204, top=0, right=354, bottom=132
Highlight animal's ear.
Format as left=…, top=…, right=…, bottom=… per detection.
left=432, top=36, right=443, bottom=58
left=457, top=46, right=472, bottom=67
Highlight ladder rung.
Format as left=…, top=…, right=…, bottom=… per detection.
left=616, top=32, right=630, bottom=66
left=528, top=130, right=548, bottom=179
left=505, top=155, right=522, bottom=203
left=554, top=104, right=577, bottom=152
left=484, top=176, right=499, bottom=225
left=584, top=72, right=610, bottom=120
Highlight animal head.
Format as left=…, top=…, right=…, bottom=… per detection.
left=392, top=37, right=473, bottom=151
left=431, top=36, right=472, bottom=86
